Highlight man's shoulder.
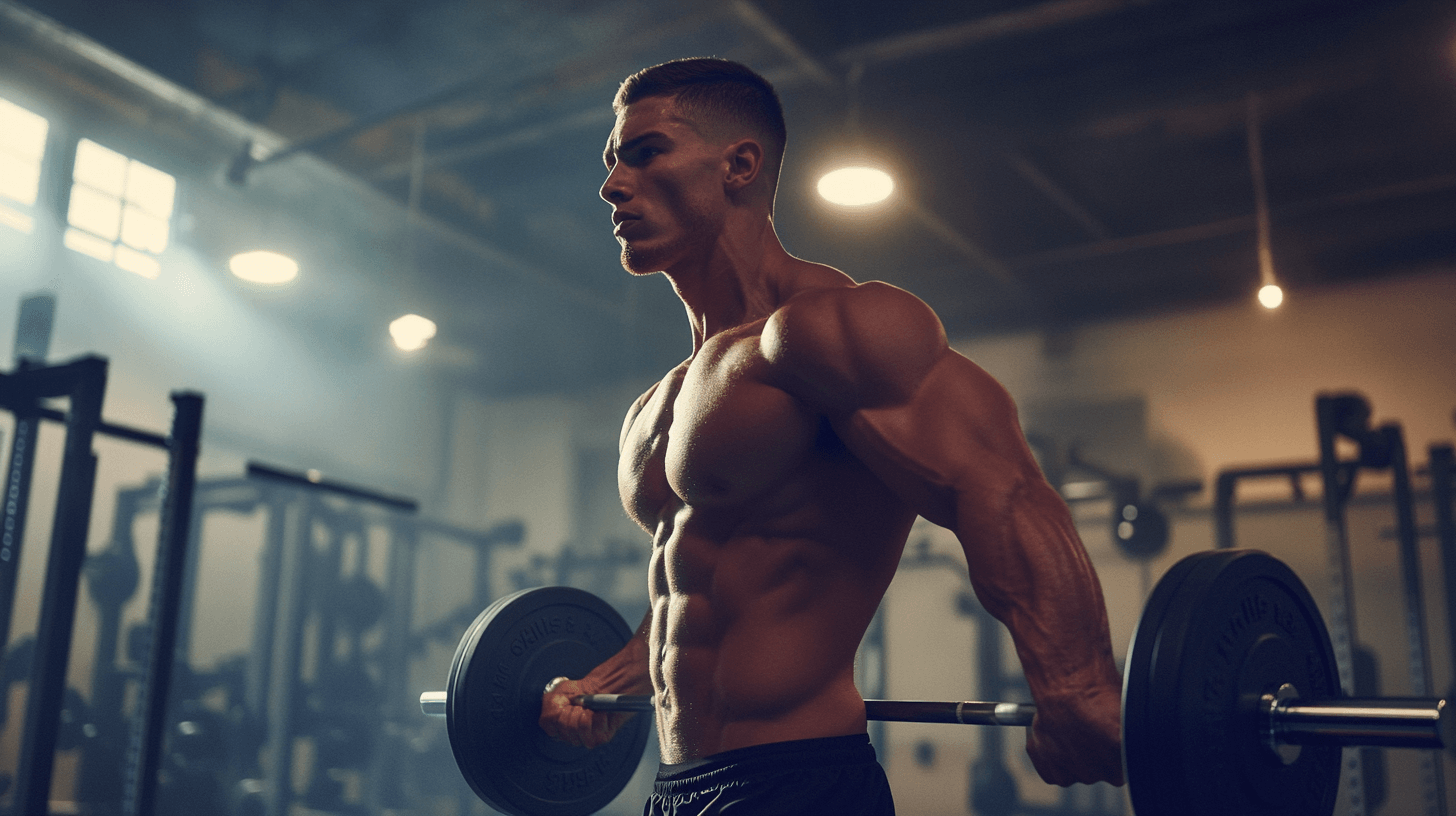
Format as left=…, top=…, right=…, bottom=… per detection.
left=762, top=280, right=948, bottom=410
left=775, top=279, right=938, bottom=326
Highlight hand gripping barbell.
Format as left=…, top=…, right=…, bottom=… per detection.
left=420, top=549, right=1452, bottom=816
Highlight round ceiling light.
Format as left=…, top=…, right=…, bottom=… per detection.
left=1258, top=283, right=1284, bottom=310
left=390, top=313, right=437, bottom=351
left=817, top=166, right=894, bottom=206
left=229, top=250, right=299, bottom=284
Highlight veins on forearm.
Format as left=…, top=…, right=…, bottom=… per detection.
left=959, top=478, right=1116, bottom=696
left=588, top=612, right=654, bottom=693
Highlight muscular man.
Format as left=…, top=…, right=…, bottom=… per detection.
left=539, top=58, right=1123, bottom=814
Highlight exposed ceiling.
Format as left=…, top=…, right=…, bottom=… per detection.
left=9, top=0, right=1456, bottom=394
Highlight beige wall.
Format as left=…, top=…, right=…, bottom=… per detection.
left=959, top=266, right=1456, bottom=490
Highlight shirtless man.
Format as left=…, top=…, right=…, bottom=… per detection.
left=539, top=58, right=1123, bottom=814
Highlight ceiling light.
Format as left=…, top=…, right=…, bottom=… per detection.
left=817, top=166, right=894, bottom=206
left=390, top=313, right=437, bottom=351
left=1258, top=283, right=1283, bottom=310
left=229, top=250, right=299, bottom=284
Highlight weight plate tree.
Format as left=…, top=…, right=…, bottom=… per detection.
left=443, top=586, right=650, bottom=816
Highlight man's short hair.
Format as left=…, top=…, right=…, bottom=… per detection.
left=615, top=58, right=787, bottom=186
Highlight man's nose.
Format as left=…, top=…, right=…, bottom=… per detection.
left=600, top=167, right=631, bottom=203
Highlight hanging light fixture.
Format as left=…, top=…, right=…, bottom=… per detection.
left=1246, top=93, right=1283, bottom=310
left=817, top=63, right=896, bottom=208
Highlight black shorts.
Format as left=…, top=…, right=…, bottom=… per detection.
left=643, top=734, right=895, bottom=816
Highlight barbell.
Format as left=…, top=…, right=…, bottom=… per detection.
left=420, top=549, right=1452, bottom=816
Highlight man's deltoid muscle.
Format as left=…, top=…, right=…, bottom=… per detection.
left=538, top=57, right=1123, bottom=815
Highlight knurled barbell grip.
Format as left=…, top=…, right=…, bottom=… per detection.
left=568, top=695, right=1038, bottom=726
left=573, top=694, right=656, bottom=712
left=865, top=699, right=1037, bottom=726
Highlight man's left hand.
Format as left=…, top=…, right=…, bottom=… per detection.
left=1025, top=682, right=1125, bottom=786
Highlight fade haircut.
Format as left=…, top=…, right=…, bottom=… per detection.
left=614, top=58, right=787, bottom=199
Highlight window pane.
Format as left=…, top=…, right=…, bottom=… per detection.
left=114, top=244, right=160, bottom=278
left=73, top=138, right=127, bottom=194
left=0, top=151, right=40, bottom=206
left=64, top=226, right=114, bottom=261
left=67, top=184, right=122, bottom=240
left=0, top=98, right=47, bottom=161
left=120, top=205, right=169, bottom=253
left=124, top=160, right=175, bottom=217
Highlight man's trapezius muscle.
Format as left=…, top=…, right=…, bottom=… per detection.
left=539, top=58, right=1124, bottom=795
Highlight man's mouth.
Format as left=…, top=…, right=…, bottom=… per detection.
left=613, top=214, right=642, bottom=237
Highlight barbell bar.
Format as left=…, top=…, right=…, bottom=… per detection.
left=420, top=549, right=1455, bottom=816
left=420, top=690, right=1448, bottom=754
left=423, top=692, right=1038, bottom=725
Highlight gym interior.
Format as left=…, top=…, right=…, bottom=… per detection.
left=0, top=1, right=1454, bottom=814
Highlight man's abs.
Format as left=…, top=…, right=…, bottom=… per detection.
left=645, top=521, right=910, bottom=763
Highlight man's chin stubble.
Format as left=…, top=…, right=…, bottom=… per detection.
left=620, top=246, right=664, bottom=276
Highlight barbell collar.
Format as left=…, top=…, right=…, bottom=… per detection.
left=421, top=691, right=446, bottom=718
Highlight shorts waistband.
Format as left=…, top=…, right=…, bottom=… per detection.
left=655, top=734, right=876, bottom=784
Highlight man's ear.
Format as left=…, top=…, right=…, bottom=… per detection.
left=722, top=138, right=764, bottom=193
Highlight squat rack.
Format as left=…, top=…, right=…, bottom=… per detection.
left=0, top=293, right=205, bottom=816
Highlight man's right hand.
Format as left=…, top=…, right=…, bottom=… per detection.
left=538, top=676, right=639, bottom=748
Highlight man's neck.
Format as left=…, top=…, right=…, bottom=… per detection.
left=663, top=212, right=795, bottom=352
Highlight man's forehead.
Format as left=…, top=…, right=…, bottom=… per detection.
left=607, top=97, right=700, bottom=151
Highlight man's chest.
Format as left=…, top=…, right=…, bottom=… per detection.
left=619, top=333, right=821, bottom=526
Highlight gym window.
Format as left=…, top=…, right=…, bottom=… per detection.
left=0, top=96, right=49, bottom=235
left=64, top=138, right=176, bottom=279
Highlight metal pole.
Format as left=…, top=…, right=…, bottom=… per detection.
left=1384, top=425, right=1445, bottom=816
left=13, top=356, right=107, bottom=816
left=76, top=481, right=153, bottom=806
left=1213, top=471, right=1236, bottom=549
left=263, top=493, right=315, bottom=816
left=246, top=486, right=289, bottom=720
left=123, top=391, right=205, bottom=816
left=368, top=515, right=416, bottom=809
left=0, top=292, right=56, bottom=666
left=1315, top=393, right=1367, bottom=816
left=1429, top=445, right=1456, bottom=692
left=0, top=405, right=41, bottom=657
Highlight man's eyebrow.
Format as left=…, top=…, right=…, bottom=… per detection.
left=604, top=131, right=668, bottom=165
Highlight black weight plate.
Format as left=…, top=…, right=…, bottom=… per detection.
left=1123, top=550, right=1340, bottom=816
left=445, top=586, right=651, bottom=816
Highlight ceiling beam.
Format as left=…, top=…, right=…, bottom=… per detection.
left=904, top=198, right=1023, bottom=296
left=1005, top=151, right=1113, bottom=241
left=371, top=107, right=613, bottom=181
left=834, top=0, right=1149, bottom=68
left=1008, top=172, right=1456, bottom=269
left=728, top=0, right=839, bottom=88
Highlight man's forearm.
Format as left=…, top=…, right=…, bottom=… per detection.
left=585, top=610, right=655, bottom=694
left=958, top=478, right=1121, bottom=703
